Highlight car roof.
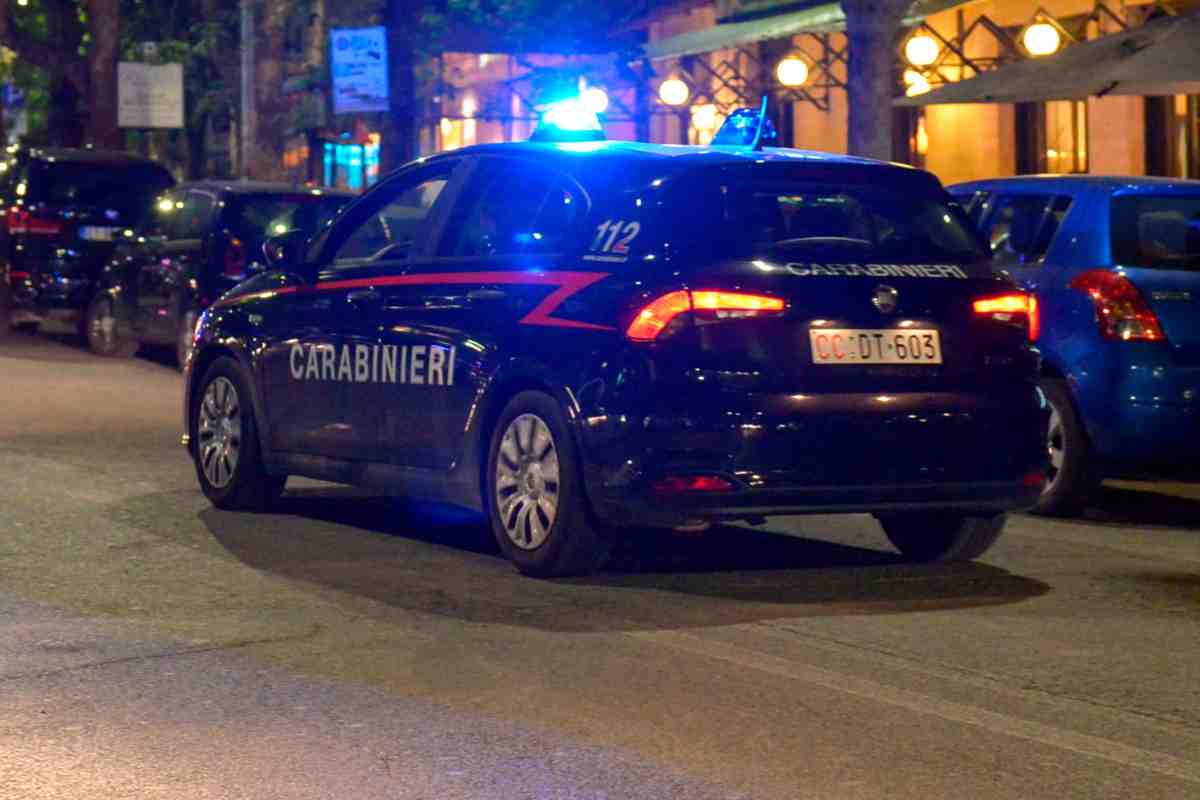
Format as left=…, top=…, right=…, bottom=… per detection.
left=949, top=175, right=1200, bottom=193
left=175, top=180, right=357, bottom=197
left=24, top=147, right=168, bottom=168
left=423, top=140, right=924, bottom=185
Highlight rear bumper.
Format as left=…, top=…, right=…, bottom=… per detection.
left=580, top=383, right=1049, bottom=525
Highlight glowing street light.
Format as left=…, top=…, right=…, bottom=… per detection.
left=691, top=103, right=719, bottom=131
left=658, top=78, right=690, bottom=107
left=1022, top=22, right=1062, bottom=57
left=904, top=34, right=940, bottom=67
left=775, top=55, right=809, bottom=87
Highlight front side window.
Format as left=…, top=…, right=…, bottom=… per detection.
left=1112, top=194, right=1200, bottom=268
left=228, top=193, right=353, bottom=256
left=329, top=173, right=450, bottom=266
left=985, top=194, right=1072, bottom=268
left=176, top=190, right=217, bottom=239
left=440, top=161, right=581, bottom=257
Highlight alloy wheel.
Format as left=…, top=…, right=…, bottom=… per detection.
left=197, top=377, right=242, bottom=489
left=495, top=413, right=560, bottom=550
left=1045, top=404, right=1065, bottom=493
left=89, top=299, right=116, bottom=353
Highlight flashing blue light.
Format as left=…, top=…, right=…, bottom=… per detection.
left=712, top=106, right=779, bottom=147
left=530, top=97, right=605, bottom=143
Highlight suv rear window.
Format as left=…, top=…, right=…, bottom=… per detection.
left=1111, top=194, right=1200, bottom=269
left=229, top=193, right=352, bottom=252
left=31, top=160, right=173, bottom=224
left=666, top=171, right=988, bottom=265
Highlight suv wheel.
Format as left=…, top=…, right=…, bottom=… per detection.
left=486, top=391, right=611, bottom=577
left=192, top=357, right=286, bottom=511
left=877, top=513, right=1006, bottom=562
left=1030, top=378, right=1096, bottom=517
left=85, top=295, right=138, bottom=358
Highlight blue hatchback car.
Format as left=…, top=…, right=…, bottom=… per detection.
left=949, top=176, right=1200, bottom=515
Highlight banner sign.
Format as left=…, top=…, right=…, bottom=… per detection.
left=118, top=62, right=184, bottom=128
left=330, top=27, right=389, bottom=115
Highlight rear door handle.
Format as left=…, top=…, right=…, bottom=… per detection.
left=467, top=288, right=506, bottom=302
left=347, top=288, right=381, bottom=304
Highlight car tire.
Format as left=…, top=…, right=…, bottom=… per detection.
left=192, top=356, right=286, bottom=511
left=84, top=294, right=138, bottom=358
left=1030, top=378, right=1096, bottom=517
left=175, top=309, right=198, bottom=370
left=486, top=391, right=611, bottom=577
left=877, top=513, right=1006, bottom=562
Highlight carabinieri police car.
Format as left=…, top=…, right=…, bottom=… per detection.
left=182, top=101, right=1049, bottom=577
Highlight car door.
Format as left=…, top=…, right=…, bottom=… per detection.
left=138, top=189, right=215, bottom=344
left=365, top=156, right=588, bottom=470
left=258, top=159, right=465, bottom=461
left=980, top=192, right=1073, bottom=293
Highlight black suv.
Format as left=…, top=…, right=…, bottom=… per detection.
left=1, top=148, right=174, bottom=335
left=91, top=181, right=354, bottom=366
left=184, top=139, right=1049, bottom=577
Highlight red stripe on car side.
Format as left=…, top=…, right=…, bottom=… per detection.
left=219, top=271, right=614, bottom=330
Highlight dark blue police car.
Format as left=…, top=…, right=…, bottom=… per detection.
left=182, top=107, right=1049, bottom=576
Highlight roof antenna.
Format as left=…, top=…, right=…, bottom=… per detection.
left=750, top=95, right=769, bottom=152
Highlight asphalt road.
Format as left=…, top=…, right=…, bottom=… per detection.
left=2, top=331, right=1199, bottom=799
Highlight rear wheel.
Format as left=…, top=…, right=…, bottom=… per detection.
left=877, top=513, right=1006, bottom=562
left=1030, top=378, right=1096, bottom=517
left=486, top=391, right=611, bottom=577
left=84, top=294, right=138, bottom=358
left=192, top=357, right=286, bottom=511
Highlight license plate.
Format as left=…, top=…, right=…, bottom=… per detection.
left=79, top=226, right=119, bottom=242
left=810, top=329, right=942, bottom=365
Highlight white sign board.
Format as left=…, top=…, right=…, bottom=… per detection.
left=118, top=62, right=184, bottom=128
left=330, top=27, right=389, bottom=115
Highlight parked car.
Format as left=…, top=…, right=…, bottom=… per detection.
left=91, top=181, right=354, bottom=366
left=949, top=176, right=1200, bottom=516
left=0, top=147, right=175, bottom=334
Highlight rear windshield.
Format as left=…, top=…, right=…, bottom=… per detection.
left=1112, top=194, right=1200, bottom=269
left=228, top=193, right=352, bottom=251
left=665, top=172, right=989, bottom=265
left=32, top=161, right=174, bottom=224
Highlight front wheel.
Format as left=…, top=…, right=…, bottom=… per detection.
left=486, top=391, right=611, bottom=577
left=192, top=357, right=285, bottom=511
left=877, top=513, right=1006, bottom=562
left=84, top=294, right=138, bottom=358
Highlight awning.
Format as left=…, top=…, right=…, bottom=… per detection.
left=896, top=11, right=1200, bottom=106
left=642, top=0, right=968, bottom=61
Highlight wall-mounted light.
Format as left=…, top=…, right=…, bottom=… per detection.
left=691, top=103, right=719, bottom=131
left=1022, top=22, right=1062, bottom=57
left=904, top=34, right=940, bottom=67
left=582, top=86, right=609, bottom=115
left=658, top=78, right=690, bottom=107
left=775, top=54, right=809, bottom=88
left=903, top=69, right=931, bottom=97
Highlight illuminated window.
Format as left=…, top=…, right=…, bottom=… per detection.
left=1016, top=101, right=1088, bottom=174
left=1146, top=95, right=1200, bottom=179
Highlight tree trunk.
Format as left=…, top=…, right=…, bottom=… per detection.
left=841, top=0, right=910, bottom=160
left=385, top=0, right=419, bottom=174
left=252, top=0, right=290, bottom=180
left=87, top=0, right=122, bottom=149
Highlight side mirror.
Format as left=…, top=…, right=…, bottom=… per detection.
left=262, top=229, right=308, bottom=269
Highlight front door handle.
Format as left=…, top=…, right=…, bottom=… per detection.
left=467, top=288, right=506, bottom=302
left=347, top=288, right=381, bottom=305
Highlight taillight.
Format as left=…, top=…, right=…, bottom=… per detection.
left=6, top=208, right=63, bottom=236
left=652, top=475, right=736, bottom=493
left=1068, top=269, right=1165, bottom=342
left=626, top=290, right=785, bottom=341
left=224, top=237, right=246, bottom=278
left=973, top=292, right=1039, bottom=342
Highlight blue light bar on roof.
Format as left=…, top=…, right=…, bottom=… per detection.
left=530, top=97, right=606, bottom=143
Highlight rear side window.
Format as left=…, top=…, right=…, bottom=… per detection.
left=440, top=160, right=581, bottom=257
left=1111, top=194, right=1200, bottom=268
left=30, top=161, right=173, bottom=225
left=985, top=194, right=1072, bottom=268
left=666, top=175, right=988, bottom=265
